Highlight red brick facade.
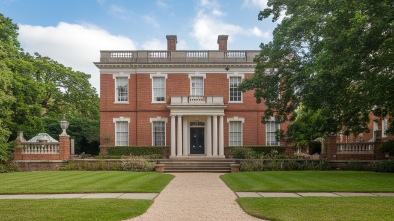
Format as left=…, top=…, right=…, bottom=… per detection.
left=96, top=35, right=288, bottom=157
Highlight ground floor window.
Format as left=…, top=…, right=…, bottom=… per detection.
left=229, top=121, right=242, bottom=146
left=115, top=121, right=129, bottom=146
left=266, top=120, right=280, bottom=146
left=153, top=121, right=166, bottom=146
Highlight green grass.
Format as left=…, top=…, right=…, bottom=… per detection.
left=0, top=199, right=151, bottom=221
left=0, top=171, right=174, bottom=194
left=237, top=197, right=394, bottom=221
left=221, top=171, right=394, bottom=192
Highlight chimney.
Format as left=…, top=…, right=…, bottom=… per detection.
left=217, top=35, right=228, bottom=51
left=166, top=35, right=177, bottom=50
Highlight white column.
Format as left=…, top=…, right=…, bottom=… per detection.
left=206, top=116, right=212, bottom=157
left=183, top=118, right=188, bottom=156
left=177, top=115, right=183, bottom=157
left=170, top=115, right=176, bottom=158
left=219, top=115, right=225, bottom=158
left=212, top=115, right=218, bottom=157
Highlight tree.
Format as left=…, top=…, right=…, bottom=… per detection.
left=0, top=14, right=17, bottom=162
left=239, top=0, right=394, bottom=135
left=0, top=13, right=100, bottom=160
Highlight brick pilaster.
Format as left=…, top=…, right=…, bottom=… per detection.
left=59, top=135, right=71, bottom=160
left=326, top=135, right=337, bottom=160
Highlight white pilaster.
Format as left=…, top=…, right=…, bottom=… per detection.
left=213, top=115, right=218, bottom=157
left=219, top=115, right=225, bottom=158
left=206, top=116, right=212, bottom=157
left=170, top=115, right=176, bottom=158
left=177, top=115, right=183, bottom=157
left=183, top=118, right=188, bottom=156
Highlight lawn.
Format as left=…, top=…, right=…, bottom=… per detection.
left=221, top=171, right=394, bottom=192
left=0, top=199, right=151, bottom=221
left=222, top=171, right=394, bottom=221
left=0, top=171, right=174, bottom=194
left=237, top=197, right=394, bottom=221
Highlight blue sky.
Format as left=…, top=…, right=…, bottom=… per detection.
left=1, top=0, right=278, bottom=92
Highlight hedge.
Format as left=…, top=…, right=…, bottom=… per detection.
left=224, top=146, right=288, bottom=156
left=101, top=146, right=170, bottom=157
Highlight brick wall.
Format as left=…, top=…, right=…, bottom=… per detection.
left=99, top=71, right=290, bottom=148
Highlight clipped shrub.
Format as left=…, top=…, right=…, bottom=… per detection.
left=63, top=160, right=122, bottom=171
left=374, top=160, right=394, bottom=173
left=103, top=146, right=170, bottom=158
left=0, top=163, right=20, bottom=173
left=239, top=159, right=330, bottom=171
left=232, top=147, right=257, bottom=159
left=121, top=155, right=155, bottom=172
left=225, top=146, right=288, bottom=158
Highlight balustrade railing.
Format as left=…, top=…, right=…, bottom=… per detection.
left=148, top=51, right=169, bottom=58
left=226, top=51, right=246, bottom=58
left=21, top=142, right=60, bottom=154
left=336, top=142, right=374, bottom=154
left=187, top=51, right=208, bottom=58
left=110, top=51, right=133, bottom=58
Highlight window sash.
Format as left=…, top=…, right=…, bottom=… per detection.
left=266, top=121, right=280, bottom=146
left=116, top=121, right=128, bottom=146
left=191, top=77, right=204, bottom=96
left=229, top=121, right=242, bottom=146
left=116, top=77, right=128, bottom=102
left=229, top=77, right=242, bottom=102
left=153, top=121, right=165, bottom=146
left=152, top=77, right=165, bottom=102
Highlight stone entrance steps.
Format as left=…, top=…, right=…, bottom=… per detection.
left=157, top=159, right=236, bottom=173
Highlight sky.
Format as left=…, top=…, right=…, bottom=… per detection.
left=1, top=0, right=278, bottom=93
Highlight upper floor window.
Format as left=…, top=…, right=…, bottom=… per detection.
left=266, top=119, right=280, bottom=146
left=191, top=77, right=204, bottom=96
left=229, top=77, right=242, bottom=102
left=116, top=77, right=128, bottom=102
left=152, top=77, right=166, bottom=102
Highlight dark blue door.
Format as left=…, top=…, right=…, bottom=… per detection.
left=190, top=128, right=204, bottom=154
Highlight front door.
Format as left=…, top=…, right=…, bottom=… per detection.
left=190, top=127, right=204, bottom=154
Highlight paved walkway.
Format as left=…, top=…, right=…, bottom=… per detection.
left=127, top=173, right=262, bottom=221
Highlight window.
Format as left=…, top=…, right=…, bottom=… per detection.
left=229, top=121, right=242, bottom=146
left=152, top=121, right=166, bottom=146
left=266, top=120, right=280, bottom=146
left=191, top=77, right=204, bottom=96
left=152, top=77, right=166, bottom=102
left=382, top=118, right=388, bottom=138
left=115, top=121, right=128, bottom=146
left=116, top=77, right=128, bottom=102
left=229, top=77, right=242, bottom=102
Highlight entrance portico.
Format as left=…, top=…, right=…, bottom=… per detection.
left=168, top=96, right=226, bottom=158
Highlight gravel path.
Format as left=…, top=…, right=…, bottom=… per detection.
left=126, top=173, right=262, bottom=221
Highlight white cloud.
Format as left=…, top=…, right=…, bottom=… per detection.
left=142, top=38, right=167, bottom=50
left=242, top=0, right=268, bottom=9
left=108, top=5, right=132, bottom=21
left=18, top=22, right=136, bottom=93
left=249, top=26, right=271, bottom=38
left=156, top=0, right=167, bottom=8
left=143, top=15, right=159, bottom=28
left=192, top=0, right=270, bottom=49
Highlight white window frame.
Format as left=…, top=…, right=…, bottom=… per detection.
left=227, top=117, right=244, bottom=146
left=113, top=117, right=130, bottom=146
left=189, top=73, right=206, bottom=96
left=266, top=117, right=280, bottom=146
left=150, top=117, right=168, bottom=146
left=113, top=73, right=130, bottom=104
left=382, top=118, right=388, bottom=138
left=227, top=74, right=244, bottom=103
left=150, top=73, right=167, bottom=103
